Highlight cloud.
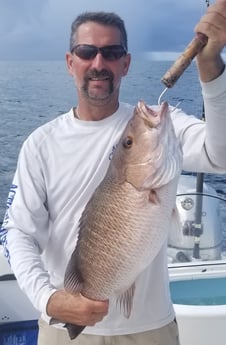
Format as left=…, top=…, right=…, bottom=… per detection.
left=0, top=0, right=47, bottom=34
left=0, top=0, right=48, bottom=59
left=147, top=0, right=205, bottom=52
left=0, top=0, right=210, bottom=60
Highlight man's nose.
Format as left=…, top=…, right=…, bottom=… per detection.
left=90, top=52, right=107, bottom=70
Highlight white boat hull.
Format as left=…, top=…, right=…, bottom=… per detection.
left=175, top=303, right=226, bottom=345
left=0, top=246, right=40, bottom=323
left=170, top=262, right=226, bottom=345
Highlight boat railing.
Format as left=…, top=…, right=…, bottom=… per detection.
left=168, top=184, right=226, bottom=266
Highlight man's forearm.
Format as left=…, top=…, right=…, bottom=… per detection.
left=196, top=54, right=225, bottom=82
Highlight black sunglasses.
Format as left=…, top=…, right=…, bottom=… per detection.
left=71, top=44, right=127, bottom=61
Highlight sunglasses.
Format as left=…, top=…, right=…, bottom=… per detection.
left=71, top=44, right=127, bottom=61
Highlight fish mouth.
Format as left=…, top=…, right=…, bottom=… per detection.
left=136, top=100, right=168, bottom=128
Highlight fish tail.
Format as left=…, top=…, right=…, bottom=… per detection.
left=65, top=323, right=86, bottom=340
left=49, top=317, right=61, bottom=325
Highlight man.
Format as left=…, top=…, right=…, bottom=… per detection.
left=1, top=1, right=226, bottom=344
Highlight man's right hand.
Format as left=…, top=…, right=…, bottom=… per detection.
left=46, top=289, right=109, bottom=326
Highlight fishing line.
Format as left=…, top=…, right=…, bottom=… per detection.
left=157, top=88, right=182, bottom=111
left=157, top=88, right=167, bottom=106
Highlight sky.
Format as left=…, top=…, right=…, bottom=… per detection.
left=0, top=0, right=217, bottom=60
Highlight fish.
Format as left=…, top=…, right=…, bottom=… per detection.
left=55, top=100, right=182, bottom=339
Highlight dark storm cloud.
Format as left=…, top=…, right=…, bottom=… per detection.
left=0, top=0, right=211, bottom=60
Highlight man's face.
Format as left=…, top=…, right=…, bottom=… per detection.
left=66, top=22, right=131, bottom=105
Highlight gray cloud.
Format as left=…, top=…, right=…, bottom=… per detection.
left=0, top=0, right=210, bottom=60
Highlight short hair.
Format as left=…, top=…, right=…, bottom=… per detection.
left=70, top=11, right=128, bottom=52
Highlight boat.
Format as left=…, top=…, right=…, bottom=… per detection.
left=168, top=173, right=226, bottom=345
left=0, top=246, right=40, bottom=343
left=0, top=173, right=226, bottom=344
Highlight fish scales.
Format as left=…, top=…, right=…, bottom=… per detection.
left=54, top=100, right=182, bottom=339
left=75, top=179, right=155, bottom=297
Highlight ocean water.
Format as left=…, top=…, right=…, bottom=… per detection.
left=0, top=59, right=226, bottom=225
left=170, top=277, right=226, bottom=306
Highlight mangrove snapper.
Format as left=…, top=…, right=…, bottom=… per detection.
left=58, top=100, right=182, bottom=339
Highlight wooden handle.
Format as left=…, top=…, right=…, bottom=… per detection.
left=161, top=33, right=208, bottom=88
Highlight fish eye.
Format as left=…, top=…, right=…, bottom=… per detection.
left=122, top=136, right=133, bottom=149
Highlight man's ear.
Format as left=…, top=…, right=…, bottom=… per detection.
left=122, top=53, right=131, bottom=76
left=65, top=52, right=74, bottom=77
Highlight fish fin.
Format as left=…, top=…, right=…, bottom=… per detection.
left=49, top=317, right=61, bottom=325
left=64, top=254, right=84, bottom=293
left=116, top=283, right=136, bottom=318
left=49, top=319, right=85, bottom=339
left=149, top=190, right=159, bottom=204
left=65, top=323, right=86, bottom=340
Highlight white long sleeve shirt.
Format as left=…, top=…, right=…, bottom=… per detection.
left=1, top=70, right=226, bottom=336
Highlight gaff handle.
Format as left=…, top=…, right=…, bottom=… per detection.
left=161, top=32, right=208, bottom=88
